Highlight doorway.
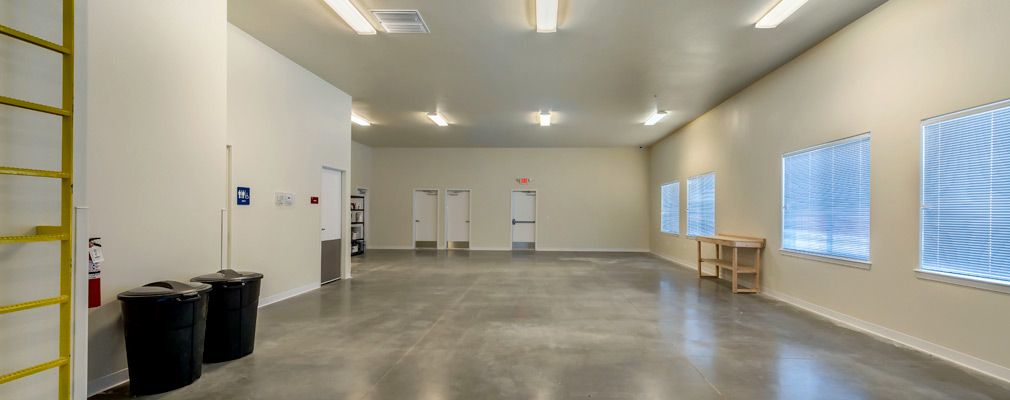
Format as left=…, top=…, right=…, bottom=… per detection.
left=511, top=190, right=537, bottom=250
left=445, top=189, right=471, bottom=249
left=321, top=167, right=343, bottom=283
left=413, top=189, right=439, bottom=249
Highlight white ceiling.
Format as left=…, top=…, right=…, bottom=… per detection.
left=227, top=0, right=886, bottom=148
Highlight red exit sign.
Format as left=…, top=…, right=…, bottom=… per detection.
left=517, top=178, right=531, bottom=185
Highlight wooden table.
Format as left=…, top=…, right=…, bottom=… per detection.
left=695, top=234, right=766, bottom=294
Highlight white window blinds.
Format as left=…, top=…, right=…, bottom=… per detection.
left=687, top=173, right=715, bottom=237
left=921, top=101, right=1010, bottom=283
left=782, top=134, right=871, bottom=261
left=661, top=181, right=679, bottom=234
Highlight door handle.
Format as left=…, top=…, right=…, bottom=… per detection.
left=512, top=219, right=516, bottom=225
left=415, top=220, right=420, bottom=223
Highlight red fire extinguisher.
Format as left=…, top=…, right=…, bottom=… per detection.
left=88, top=237, right=103, bottom=308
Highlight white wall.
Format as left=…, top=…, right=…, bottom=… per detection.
left=82, top=0, right=228, bottom=390
left=0, top=1, right=70, bottom=398
left=370, top=147, right=650, bottom=251
left=649, top=0, right=1010, bottom=379
left=227, top=23, right=353, bottom=293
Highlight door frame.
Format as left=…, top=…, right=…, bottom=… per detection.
left=510, top=189, right=538, bottom=251
left=412, top=188, right=440, bottom=249
left=321, top=166, right=349, bottom=283
left=444, top=188, right=471, bottom=249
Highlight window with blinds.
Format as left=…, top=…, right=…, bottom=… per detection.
left=782, top=134, right=870, bottom=262
left=921, top=100, right=1010, bottom=284
left=661, top=181, right=679, bottom=234
left=687, top=173, right=715, bottom=237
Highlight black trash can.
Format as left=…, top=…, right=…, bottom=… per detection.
left=191, top=270, right=264, bottom=363
left=118, top=281, right=212, bottom=395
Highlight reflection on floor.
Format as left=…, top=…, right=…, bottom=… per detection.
left=96, top=250, right=1010, bottom=399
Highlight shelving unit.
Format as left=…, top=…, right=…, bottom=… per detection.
left=351, top=195, right=365, bottom=256
left=695, top=234, right=766, bottom=294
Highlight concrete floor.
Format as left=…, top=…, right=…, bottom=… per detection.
left=96, top=250, right=1010, bottom=399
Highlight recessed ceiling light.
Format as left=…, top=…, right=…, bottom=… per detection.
left=323, top=0, right=377, bottom=35
left=351, top=113, right=371, bottom=126
left=536, top=0, right=558, bottom=33
left=644, top=111, right=668, bottom=126
left=540, top=111, right=552, bottom=127
left=755, top=0, right=809, bottom=29
left=427, top=112, right=449, bottom=127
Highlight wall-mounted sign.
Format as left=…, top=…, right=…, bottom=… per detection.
left=310, top=196, right=319, bottom=204
left=517, top=178, right=531, bottom=185
left=237, top=187, right=250, bottom=205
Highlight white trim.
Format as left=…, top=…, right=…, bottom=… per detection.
left=783, top=132, right=870, bottom=157
left=914, top=269, right=1010, bottom=295
left=649, top=251, right=1010, bottom=384
left=921, top=97, right=1010, bottom=126
left=367, top=245, right=416, bottom=250
left=258, top=282, right=320, bottom=308
left=538, top=248, right=650, bottom=252
left=762, top=287, right=1010, bottom=384
left=412, top=188, right=439, bottom=249
left=88, top=368, right=129, bottom=397
left=779, top=249, right=871, bottom=270
left=649, top=252, right=718, bottom=276
left=469, top=246, right=512, bottom=251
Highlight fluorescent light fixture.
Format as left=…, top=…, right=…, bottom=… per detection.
left=536, top=0, right=558, bottom=33
left=351, top=113, right=371, bottom=126
left=323, top=0, right=377, bottom=35
left=755, top=0, right=809, bottom=29
left=644, top=111, right=668, bottom=126
left=539, top=111, right=551, bottom=127
left=427, top=112, right=449, bottom=126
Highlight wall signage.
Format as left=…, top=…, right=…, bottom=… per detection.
left=517, top=178, right=531, bottom=185
left=237, top=187, right=250, bottom=205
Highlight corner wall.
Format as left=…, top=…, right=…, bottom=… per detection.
left=227, top=23, right=353, bottom=295
left=370, top=147, right=650, bottom=251
left=648, top=0, right=1010, bottom=378
left=351, top=141, right=372, bottom=243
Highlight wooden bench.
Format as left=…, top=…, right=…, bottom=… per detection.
left=695, top=234, right=766, bottom=294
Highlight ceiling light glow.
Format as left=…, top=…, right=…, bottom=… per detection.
left=536, top=0, right=559, bottom=33
left=755, top=0, right=809, bottom=29
left=323, top=0, right=377, bottom=35
left=427, top=112, right=449, bottom=126
left=351, top=113, right=371, bottom=126
left=540, top=112, right=552, bottom=127
left=644, top=111, right=668, bottom=126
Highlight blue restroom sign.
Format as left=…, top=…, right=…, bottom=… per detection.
left=237, top=187, right=251, bottom=205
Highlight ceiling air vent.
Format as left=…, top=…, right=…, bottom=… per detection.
left=369, top=10, right=430, bottom=34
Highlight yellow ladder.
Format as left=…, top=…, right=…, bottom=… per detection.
left=0, top=1, right=75, bottom=399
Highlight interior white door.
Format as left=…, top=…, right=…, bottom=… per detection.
left=511, top=190, right=536, bottom=250
left=446, top=190, right=470, bottom=249
left=413, top=190, right=438, bottom=248
left=321, top=169, right=342, bottom=241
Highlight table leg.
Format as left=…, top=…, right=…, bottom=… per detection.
left=732, top=247, right=739, bottom=294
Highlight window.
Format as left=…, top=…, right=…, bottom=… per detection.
left=782, top=134, right=871, bottom=263
left=687, top=173, right=715, bottom=237
left=920, top=100, right=1010, bottom=285
left=661, top=181, right=679, bottom=234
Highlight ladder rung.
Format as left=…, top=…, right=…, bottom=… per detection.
left=0, top=234, right=69, bottom=244
left=0, top=357, right=70, bottom=385
left=0, top=25, right=72, bottom=55
left=0, top=296, right=69, bottom=315
left=0, top=166, right=70, bottom=179
left=0, top=95, right=71, bottom=117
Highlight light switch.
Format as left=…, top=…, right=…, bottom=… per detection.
left=275, top=192, right=285, bottom=205
left=285, top=193, right=295, bottom=205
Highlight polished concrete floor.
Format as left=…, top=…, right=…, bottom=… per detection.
left=96, top=250, right=1010, bottom=399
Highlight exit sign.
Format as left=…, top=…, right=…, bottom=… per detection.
left=517, top=178, right=531, bottom=185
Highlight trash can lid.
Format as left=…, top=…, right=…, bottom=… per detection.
left=118, top=280, right=211, bottom=300
left=191, top=269, right=264, bottom=283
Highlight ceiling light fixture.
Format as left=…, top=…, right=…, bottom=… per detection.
left=323, top=0, right=377, bottom=35
left=540, top=111, right=552, bottom=127
left=427, top=112, right=449, bottom=126
left=536, top=0, right=559, bottom=33
left=351, top=113, right=371, bottom=126
left=755, top=0, right=809, bottom=29
left=644, top=111, right=668, bottom=126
